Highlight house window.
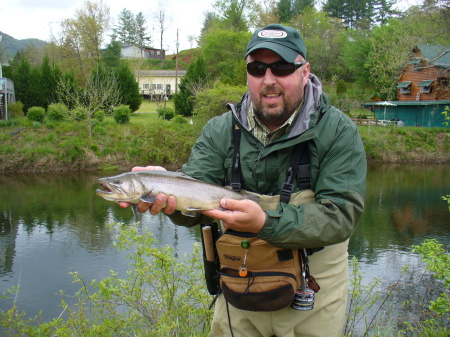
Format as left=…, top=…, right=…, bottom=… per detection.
left=417, top=80, right=434, bottom=94
left=151, top=84, right=157, bottom=90
left=397, top=81, right=412, bottom=95
left=143, top=83, right=149, bottom=89
left=156, top=84, right=162, bottom=90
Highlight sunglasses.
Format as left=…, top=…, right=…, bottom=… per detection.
left=246, top=61, right=304, bottom=77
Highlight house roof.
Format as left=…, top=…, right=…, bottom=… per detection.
left=135, top=70, right=187, bottom=77
left=413, top=44, right=450, bottom=68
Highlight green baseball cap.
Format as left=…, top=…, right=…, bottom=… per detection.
left=245, top=24, right=306, bottom=62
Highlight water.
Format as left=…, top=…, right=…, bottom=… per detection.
left=0, top=164, right=449, bottom=324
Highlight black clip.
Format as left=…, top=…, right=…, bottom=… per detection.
left=280, top=167, right=294, bottom=203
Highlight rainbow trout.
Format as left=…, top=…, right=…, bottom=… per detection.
left=96, top=170, right=259, bottom=216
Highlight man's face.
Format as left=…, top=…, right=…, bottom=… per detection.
left=247, top=49, right=310, bottom=131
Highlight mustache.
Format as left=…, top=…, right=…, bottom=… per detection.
left=261, top=85, right=284, bottom=95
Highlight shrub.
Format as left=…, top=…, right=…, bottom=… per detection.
left=172, top=115, right=189, bottom=124
left=94, top=110, right=105, bottom=122
left=336, top=79, right=348, bottom=95
left=7, top=101, right=24, bottom=118
left=157, top=107, right=175, bottom=120
left=27, top=106, right=46, bottom=123
left=47, top=103, right=69, bottom=121
left=71, top=107, right=88, bottom=121
left=113, top=105, right=131, bottom=124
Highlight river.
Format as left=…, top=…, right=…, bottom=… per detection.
left=0, top=164, right=449, bottom=328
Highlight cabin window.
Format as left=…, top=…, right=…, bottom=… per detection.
left=397, top=81, right=412, bottom=95
left=143, top=83, right=149, bottom=89
left=417, top=80, right=434, bottom=94
left=156, top=84, right=162, bottom=90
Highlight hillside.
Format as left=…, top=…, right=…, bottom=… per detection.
left=0, top=31, right=48, bottom=58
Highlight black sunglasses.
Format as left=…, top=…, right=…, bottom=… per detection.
left=247, top=61, right=304, bottom=77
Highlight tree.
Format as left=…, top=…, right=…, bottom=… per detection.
left=71, top=0, right=111, bottom=62
left=291, top=7, right=345, bottom=80
left=201, top=28, right=251, bottom=85
left=102, top=40, right=122, bottom=68
left=56, top=64, right=120, bottom=139
left=212, top=0, right=257, bottom=31
left=115, top=62, right=142, bottom=112
left=152, top=0, right=172, bottom=53
left=173, top=56, right=211, bottom=117
left=13, top=55, right=32, bottom=111
left=113, top=9, right=136, bottom=44
left=135, top=12, right=152, bottom=49
left=277, top=0, right=293, bottom=23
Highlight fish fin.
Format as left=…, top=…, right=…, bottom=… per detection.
left=244, top=192, right=261, bottom=203
left=131, top=204, right=142, bottom=222
left=140, top=193, right=157, bottom=203
left=181, top=210, right=198, bottom=217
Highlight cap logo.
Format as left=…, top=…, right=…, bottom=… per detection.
left=258, top=29, right=287, bottom=39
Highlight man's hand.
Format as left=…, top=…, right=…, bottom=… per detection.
left=119, top=166, right=177, bottom=215
left=201, top=199, right=266, bottom=233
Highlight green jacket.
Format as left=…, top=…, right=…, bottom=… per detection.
left=170, top=74, right=366, bottom=249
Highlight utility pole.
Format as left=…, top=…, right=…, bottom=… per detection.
left=175, top=28, right=179, bottom=96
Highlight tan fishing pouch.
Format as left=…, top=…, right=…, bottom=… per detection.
left=216, top=230, right=302, bottom=311
left=215, top=189, right=316, bottom=312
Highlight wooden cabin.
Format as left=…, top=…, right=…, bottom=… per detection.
left=397, top=44, right=450, bottom=101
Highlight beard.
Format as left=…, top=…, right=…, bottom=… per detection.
left=252, top=84, right=304, bottom=128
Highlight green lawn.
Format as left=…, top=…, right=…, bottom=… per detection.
left=136, top=99, right=174, bottom=113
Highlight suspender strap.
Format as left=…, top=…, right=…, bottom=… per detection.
left=231, top=120, right=244, bottom=192
left=280, top=141, right=310, bottom=204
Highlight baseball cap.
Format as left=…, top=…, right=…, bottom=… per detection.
left=245, top=24, right=307, bottom=62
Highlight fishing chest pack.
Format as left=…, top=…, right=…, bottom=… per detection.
left=200, top=121, right=322, bottom=312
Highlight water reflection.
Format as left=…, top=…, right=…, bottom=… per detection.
left=0, top=164, right=449, bottom=322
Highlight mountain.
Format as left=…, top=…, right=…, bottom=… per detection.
left=0, top=31, right=48, bottom=59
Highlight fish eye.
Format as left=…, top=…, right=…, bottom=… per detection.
left=113, top=179, right=121, bottom=184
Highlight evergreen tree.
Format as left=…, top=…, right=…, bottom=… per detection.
left=102, top=40, right=122, bottom=68
left=115, top=62, right=142, bottom=112
left=40, top=55, right=58, bottom=109
left=277, top=0, right=293, bottom=23
left=114, top=8, right=136, bottom=45
left=135, top=12, right=152, bottom=48
left=174, top=56, right=210, bottom=117
left=13, top=55, right=32, bottom=111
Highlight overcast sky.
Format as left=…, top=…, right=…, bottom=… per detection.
left=1, top=0, right=421, bottom=53
left=0, top=0, right=214, bottom=53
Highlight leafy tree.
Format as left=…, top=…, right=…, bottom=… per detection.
left=212, top=0, right=256, bottom=31
left=201, top=28, right=251, bottom=84
left=115, top=62, right=142, bottom=112
left=174, top=56, right=210, bottom=117
left=71, top=0, right=111, bottom=62
left=291, top=7, right=345, bottom=80
left=340, top=29, right=372, bottom=84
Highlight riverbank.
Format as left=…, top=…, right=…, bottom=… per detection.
left=1, top=113, right=449, bottom=173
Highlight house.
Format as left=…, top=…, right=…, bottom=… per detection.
left=397, top=44, right=449, bottom=101
left=363, top=45, right=450, bottom=128
left=121, top=45, right=166, bottom=60
left=135, top=69, right=187, bottom=100
left=0, top=35, right=16, bottom=120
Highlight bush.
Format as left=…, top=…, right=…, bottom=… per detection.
left=113, top=105, right=131, bottom=124
left=336, top=79, right=348, bottom=95
left=193, top=82, right=247, bottom=123
left=172, top=115, right=189, bottom=124
left=47, top=103, right=69, bottom=121
left=157, top=107, right=175, bottom=120
left=7, top=101, right=24, bottom=118
left=71, top=107, right=88, bottom=121
left=27, top=106, right=46, bottom=123
left=94, top=110, right=105, bottom=122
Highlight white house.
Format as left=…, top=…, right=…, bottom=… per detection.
left=121, top=45, right=166, bottom=60
left=135, top=69, right=187, bottom=100
left=0, top=35, right=15, bottom=120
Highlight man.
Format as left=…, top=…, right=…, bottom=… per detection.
left=124, top=24, right=366, bottom=337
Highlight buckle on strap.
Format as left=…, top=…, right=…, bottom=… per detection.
left=231, top=182, right=241, bottom=192
left=280, top=167, right=294, bottom=203
left=297, top=164, right=311, bottom=190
